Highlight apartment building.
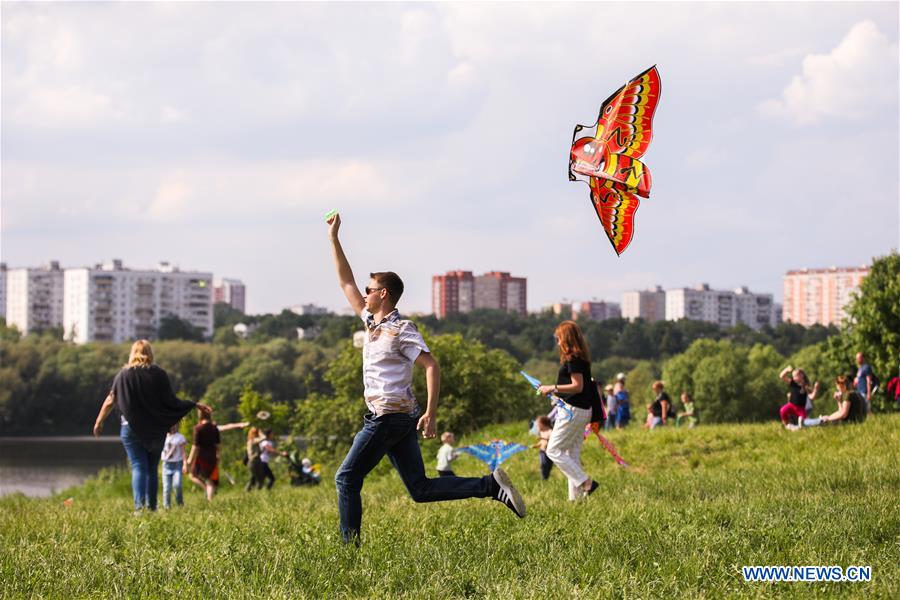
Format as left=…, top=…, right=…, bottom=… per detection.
left=621, top=286, right=666, bottom=322
left=213, top=278, right=246, bottom=313
left=63, top=260, right=213, bottom=343
left=6, top=262, right=65, bottom=335
left=433, top=270, right=526, bottom=318
left=783, top=266, right=869, bottom=326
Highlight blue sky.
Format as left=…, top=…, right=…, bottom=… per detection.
left=2, top=2, right=898, bottom=315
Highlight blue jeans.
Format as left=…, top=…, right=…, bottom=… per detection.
left=120, top=424, right=162, bottom=511
left=335, top=412, right=493, bottom=543
left=162, top=460, right=183, bottom=508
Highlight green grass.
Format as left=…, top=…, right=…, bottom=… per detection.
left=1, top=416, right=898, bottom=598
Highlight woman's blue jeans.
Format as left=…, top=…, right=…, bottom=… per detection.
left=120, top=424, right=162, bottom=511
left=335, top=412, right=492, bottom=543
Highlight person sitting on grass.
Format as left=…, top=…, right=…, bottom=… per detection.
left=778, top=366, right=820, bottom=430
left=793, top=375, right=867, bottom=429
left=676, top=393, right=697, bottom=428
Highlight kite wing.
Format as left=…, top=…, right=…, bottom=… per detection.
left=595, top=65, right=661, bottom=159
left=458, top=444, right=494, bottom=465
left=520, top=371, right=543, bottom=391
left=568, top=66, right=661, bottom=256
left=590, top=177, right=640, bottom=256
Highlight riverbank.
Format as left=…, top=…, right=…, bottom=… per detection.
left=0, top=436, right=125, bottom=497
left=1, top=416, right=898, bottom=598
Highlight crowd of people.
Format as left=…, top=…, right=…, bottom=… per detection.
left=93, top=340, right=319, bottom=513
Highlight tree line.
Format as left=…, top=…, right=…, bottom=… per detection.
left=1, top=253, right=895, bottom=444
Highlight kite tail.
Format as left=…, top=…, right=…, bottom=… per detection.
left=594, top=431, right=629, bottom=468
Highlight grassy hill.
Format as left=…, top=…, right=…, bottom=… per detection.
left=1, top=415, right=898, bottom=598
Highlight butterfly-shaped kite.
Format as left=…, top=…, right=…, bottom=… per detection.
left=568, top=66, right=661, bottom=255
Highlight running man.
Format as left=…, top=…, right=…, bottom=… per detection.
left=326, top=214, right=525, bottom=544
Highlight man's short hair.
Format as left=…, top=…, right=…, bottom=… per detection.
left=370, top=271, right=404, bottom=303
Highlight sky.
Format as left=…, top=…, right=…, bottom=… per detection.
left=2, top=2, right=898, bottom=315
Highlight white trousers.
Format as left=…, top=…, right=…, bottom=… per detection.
left=546, top=403, right=592, bottom=500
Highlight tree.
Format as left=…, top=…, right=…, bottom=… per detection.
left=158, top=315, right=205, bottom=342
left=840, top=252, right=900, bottom=389
left=291, top=333, right=534, bottom=451
left=745, top=344, right=786, bottom=422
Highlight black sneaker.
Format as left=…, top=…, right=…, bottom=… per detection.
left=491, top=467, right=525, bottom=518
left=586, top=480, right=599, bottom=496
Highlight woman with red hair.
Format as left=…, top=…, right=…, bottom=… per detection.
left=537, top=321, right=599, bottom=500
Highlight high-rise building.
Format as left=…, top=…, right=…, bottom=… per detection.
left=0, top=263, right=7, bottom=321
left=574, top=301, right=622, bottom=322
left=783, top=266, right=868, bottom=327
left=432, top=271, right=474, bottom=319
left=6, top=261, right=64, bottom=335
left=63, top=260, right=213, bottom=344
left=432, top=270, right=526, bottom=318
left=665, top=284, right=736, bottom=328
left=474, top=271, right=527, bottom=316
left=213, top=278, right=246, bottom=313
left=734, top=287, right=778, bottom=330
left=621, top=286, right=666, bottom=322
left=665, top=284, right=775, bottom=330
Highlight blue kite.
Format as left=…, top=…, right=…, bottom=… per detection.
left=458, top=439, right=529, bottom=472
left=520, top=370, right=574, bottom=421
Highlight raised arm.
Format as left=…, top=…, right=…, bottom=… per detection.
left=414, top=351, right=440, bottom=439
left=217, top=421, right=249, bottom=432
left=808, top=381, right=821, bottom=401
left=779, top=366, right=793, bottom=384
left=326, top=214, right=365, bottom=316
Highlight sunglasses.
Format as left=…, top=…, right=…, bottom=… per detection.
left=365, top=286, right=385, bottom=296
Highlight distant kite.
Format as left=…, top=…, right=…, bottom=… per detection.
left=569, top=66, right=662, bottom=255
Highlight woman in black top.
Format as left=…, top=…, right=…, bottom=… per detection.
left=778, top=366, right=820, bottom=429
left=93, top=340, right=211, bottom=511
left=649, top=381, right=671, bottom=429
left=537, top=321, right=599, bottom=501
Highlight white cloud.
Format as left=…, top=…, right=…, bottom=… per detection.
left=159, top=105, right=187, bottom=124
left=149, top=176, right=191, bottom=222
left=759, top=20, right=899, bottom=124
left=11, top=85, right=121, bottom=127
left=747, top=47, right=805, bottom=67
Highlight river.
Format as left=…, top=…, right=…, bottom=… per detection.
left=0, top=437, right=127, bottom=498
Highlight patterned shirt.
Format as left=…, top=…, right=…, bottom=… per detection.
left=361, top=309, right=430, bottom=416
